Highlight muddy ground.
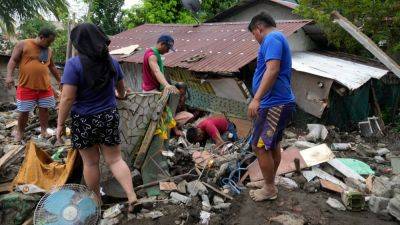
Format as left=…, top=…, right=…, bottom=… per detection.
left=122, top=188, right=397, bottom=225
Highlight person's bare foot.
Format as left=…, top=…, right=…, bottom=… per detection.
left=127, top=192, right=138, bottom=212
left=246, top=180, right=264, bottom=188
left=249, top=186, right=278, bottom=202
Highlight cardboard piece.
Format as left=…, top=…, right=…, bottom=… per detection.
left=300, top=144, right=335, bottom=167
left=248, top=147, right=307, bottom=182
left=159, top=182, right=178, bottom=191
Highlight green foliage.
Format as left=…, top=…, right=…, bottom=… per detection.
left=85, top=0, right=125, bottom=35
left=0, top=0, right=68, bottom=35
left=294, top=0, right=400, bottom=58
left=122, top=0, right=238, bottom=28
left=19, top=18, right=67, bottom=63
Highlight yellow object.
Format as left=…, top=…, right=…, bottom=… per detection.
left=154, top=106, right=176, bottom=140
left=257, top=138, right=265, bottom=148
left=11, top=141, right=77, bottom=191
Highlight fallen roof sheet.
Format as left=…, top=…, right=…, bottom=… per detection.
left=109, top=20, right=311, bottom=73
left=292, top=52, right=390, bottom=90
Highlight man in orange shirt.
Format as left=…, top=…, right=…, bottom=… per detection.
left=6, top=28, right=61, bottom=141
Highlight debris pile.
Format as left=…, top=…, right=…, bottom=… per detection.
left=0, top=95, right=400, bottom=225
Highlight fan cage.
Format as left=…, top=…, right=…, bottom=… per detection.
left=34, top=184, right=101, bottom=225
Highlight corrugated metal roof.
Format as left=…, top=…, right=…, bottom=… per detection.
left=109, top=20, right=311, bottom=73
left=292, top=52, right=390, bottom=90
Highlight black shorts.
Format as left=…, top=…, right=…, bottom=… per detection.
left=71, top=108, right=121, bottom=149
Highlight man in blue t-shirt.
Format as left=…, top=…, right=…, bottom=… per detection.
left=247, top=12, right=296, bottom=202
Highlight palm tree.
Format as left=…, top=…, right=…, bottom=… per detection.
left=0, top=0, right=68, bottom=34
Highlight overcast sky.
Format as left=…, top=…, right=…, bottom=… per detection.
left=68, top=0, right=142, bottom=18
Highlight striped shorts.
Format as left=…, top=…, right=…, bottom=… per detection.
left=251, top=103, right=295, bottom=151
left=16, top=86, right=56, bottom=112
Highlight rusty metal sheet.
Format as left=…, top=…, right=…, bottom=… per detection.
left=110, top=20, right=311, bottom=74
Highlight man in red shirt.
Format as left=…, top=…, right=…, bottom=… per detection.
left=142, top=35, right=179, bottom=94
left=186, top=116, right=237, bottom=146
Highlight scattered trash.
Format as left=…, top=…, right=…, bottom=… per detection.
left=103, top=204, right=124, bottom=219
left=326, top=197, right=346, bottom=211
left=187, top=181, right=208, bottom=196
left=15, top=184, right=45, bottom=194
left=377, top=148, right=391, bottom=156
left=331, top=143, right=352, bottom=151
left=199, top=211, right=211, bottom=225
left=276, top=176, right=299, bottom=190
left=170, top=192, right=191, bottom=204
left=294, top=141, right=317, bottom=149
left=159, top=182, right=178, bottom=191
left=328, top=159, right=366, bottom=182
left=144, top=211, right=164, bottom=219
left=374, top=156, right=386, bottom=163
left=305, top=124, right=328, bottom=142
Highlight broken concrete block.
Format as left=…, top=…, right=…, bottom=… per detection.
left=275, top=176, right=299, bottom=190
left=345, top=178, right=367, bottom=194
left=213, top=203, right=231, bottom=210
left=213, top=196, right=224, bottom=205
left=103, top=204, right=123, bottom=219
left=341, top=190, right=365, bottom=211
left=100, top=217, right=120, bottom=225
left=177, top=180, right=187, bottom=194
left=306, top=124, right=328, bottom=142
left=187, top=181, right=208, bottom=196
left=294, top=141, right=317, bottom=150
left=331, top=143, right=352, bottom=151
left=326, top=197, right=346, bottom=211
left=374, top=156, right=386, bottom=163
left=388, top=195, right=400, bottom=221
left=201, top=194, right=211, bottom=211
left=369, top=196, right=390, bottom=214
left=372, top=176, right=393, bottom=198
left=377, top=148, right=391, bottom=156
left=144, top=211, right=164, bottom=219
left=170, top=192, right=191, bottom=204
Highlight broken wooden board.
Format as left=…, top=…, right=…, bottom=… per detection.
left=0, top=145, right=24, bottom=171
left=5, top=120, right=17, bottom=129
left=159, top=182, right=178, bottom=191
left=312, top=167, right=347, bottom=190
left=0, top=182, right=11, bottom=193
left=328, top=159, right=366, bottom=182
left=300, top=144, right=335, bottom=167
left=247, top=147, right=306, bottom=182
left=321, top=179, right=345, bottom=194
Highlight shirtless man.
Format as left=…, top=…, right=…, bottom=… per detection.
left=6, top=28, right=61, bottom=141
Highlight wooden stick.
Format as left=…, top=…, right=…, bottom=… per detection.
left=0, top=145, right=24, bottom=171
left=202, top=182, right=234, bottom=200
left=134, top=173, right=196, bottom=191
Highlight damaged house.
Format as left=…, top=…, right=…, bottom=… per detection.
left=109, top=0, right=400, bottom=129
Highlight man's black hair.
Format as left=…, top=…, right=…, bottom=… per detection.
left=38, top=27, right=57, bottom=38
left=248, top=12, right=277, bottom=31
left=186, top=127, right=198, bottom=144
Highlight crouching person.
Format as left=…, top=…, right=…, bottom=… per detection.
left=56, top=23, right=137, bottom=208
left=186, top=116, right=238, bottom=147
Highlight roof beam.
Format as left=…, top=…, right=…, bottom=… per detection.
left=331, top=11, right=400, bottom=78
